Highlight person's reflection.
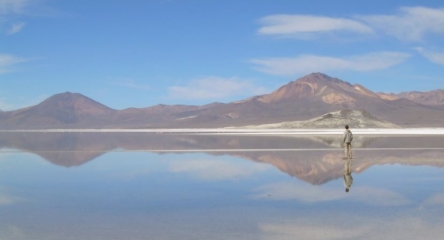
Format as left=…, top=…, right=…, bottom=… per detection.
left=343, top=158, right=353, bottom=193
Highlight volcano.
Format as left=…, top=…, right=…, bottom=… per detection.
left=1, top=73, right=444, bottom=128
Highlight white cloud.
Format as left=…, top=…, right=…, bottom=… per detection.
left=0, top=54, right=29, bottom=73
left=359, top=6, right=444, bottom=41
left=169, top=159, right=269, bottom=181
left=257, top=7, right=444, bottom=42
left=415, top=47, right=444, bottom=65
left=251, top=52, right=409, bottom=76
left=258, top=14, right=373, bottom=38
left=6, top=21, right=25, bottom=35
left=114, top=79, right=150, bottom=91
left=168, top=76, right=269, bottom=100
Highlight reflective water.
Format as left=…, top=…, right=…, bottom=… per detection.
left=1, top=133, right=444, bottom=239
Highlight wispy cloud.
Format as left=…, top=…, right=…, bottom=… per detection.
left=0, top=94, right=47, bottom=110
left=415, top=47, right=444, bottom=65
left=0, top=54, right=29, bottom=73
left=6, top=21, right=25, bottom=35
left=0, top=99, right=14, bottom=110
left=114, top=79, right=150, bottom=91
left=258, top=7, right=444, bottom=42
left=251, top=52, right=409, bottom=76
left=0, top=0, right=30, bottom=15
left=359, top=7, right=444, bottom=41
left=258, top=14, right=373, bottom=38
left=168, top=76, right=268, bottom=100
left=1, top=0, right=55, bottom=35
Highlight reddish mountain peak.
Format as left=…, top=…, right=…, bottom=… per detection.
left=257, top=73, right=368, bottom=104
left=297, top=72, right=348, bottom=84
left=45, top=91, right=94, bottom=102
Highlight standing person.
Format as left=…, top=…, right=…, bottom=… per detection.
left=343, top=125, right=353, bottom=159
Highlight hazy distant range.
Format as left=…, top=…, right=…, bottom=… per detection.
left=1, top=73, right=444, bottom=129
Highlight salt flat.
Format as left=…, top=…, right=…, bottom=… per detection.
left=2, top=128, right=444, bottom=135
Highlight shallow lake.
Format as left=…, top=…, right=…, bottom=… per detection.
left=1, top=133, right=444, bottom=240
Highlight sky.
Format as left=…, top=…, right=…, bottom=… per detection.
left=1, top=0, right=444, bottom=110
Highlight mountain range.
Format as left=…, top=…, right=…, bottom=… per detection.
left=1, top=72, right=443, bottom=129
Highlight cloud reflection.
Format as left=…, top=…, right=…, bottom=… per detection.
left=169, top=159, right=270, bottom=181
left=253, top=182, right=344, bottom=202
left=0, top=186, right=23, bottom=206
left=260, top=223, right=372, bottom=240
left=423, top=193, right=444, bottom=206
left=353, top=187, right=410, bottom=206
left=0, top=225, right=25, bottom=239
left=0, top=193, right=22, bottom=205
left=253, top=182, right=410, bottom=206
left=260, top=216, right=444, bottom=240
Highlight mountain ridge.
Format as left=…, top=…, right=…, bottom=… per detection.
left=377, top=89, right=444, bottom=106
left=1, top=73, right=444, bottom=128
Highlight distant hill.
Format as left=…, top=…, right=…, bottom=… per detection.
left=241, top=109, right=399, bottom=129
left=1, top=73, right=444, bottom=129
left=1, top=92, right=117, bottom=128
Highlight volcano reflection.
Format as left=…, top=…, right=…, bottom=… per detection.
left=1, top=132, right=444, bottom=185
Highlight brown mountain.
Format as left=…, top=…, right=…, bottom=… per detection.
left=256, top=73, right=379, bottom=105
left=173, top=72, right=444, bottom=127
left=377, top=90, right=444, bottom=106
left=1, top=92, right=117, bottom=128
left=0, top=110, right=7, bottom=120
left=1, top=73, right=444, bottom=128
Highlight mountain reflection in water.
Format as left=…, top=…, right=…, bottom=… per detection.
left=2, top=133, right=444, bottom=240
left=1, top=132, right=444, bottom=185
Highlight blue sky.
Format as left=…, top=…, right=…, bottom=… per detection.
left=1, top=0, right=444, bottom=110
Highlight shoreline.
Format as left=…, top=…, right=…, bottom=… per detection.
left=2, top=128, right=444, bottom=135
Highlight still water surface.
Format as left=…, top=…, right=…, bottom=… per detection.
left=1, top=133, right=444, bottom=239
